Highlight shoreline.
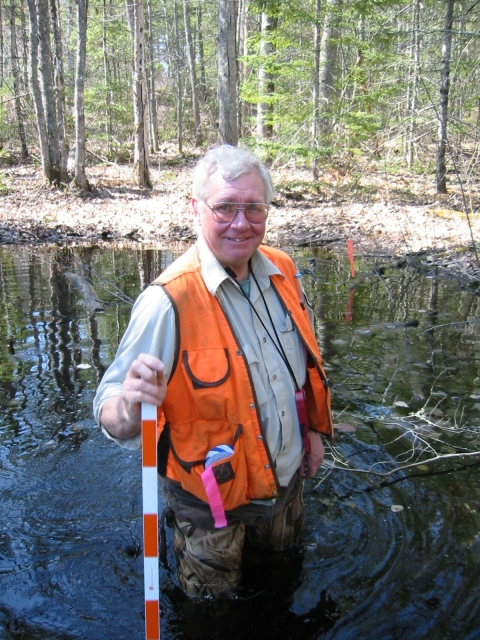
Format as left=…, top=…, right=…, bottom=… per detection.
left=1, top=162, right=479, bottom=285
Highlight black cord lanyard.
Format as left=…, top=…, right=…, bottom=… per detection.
left=225, top=265, right=300, bottom=391
left=225, top=263, right=312, bottom=454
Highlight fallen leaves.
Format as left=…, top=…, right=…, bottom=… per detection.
left=1, top=159, right=479, bottom=285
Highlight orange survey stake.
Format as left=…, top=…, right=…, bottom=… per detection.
left=347, top=239, right=355, bottom=277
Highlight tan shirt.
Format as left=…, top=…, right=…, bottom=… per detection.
left=93, top=237, right=308, bottom=486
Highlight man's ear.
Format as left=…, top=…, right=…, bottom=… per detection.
left=191, top=198, right=203, bottom=225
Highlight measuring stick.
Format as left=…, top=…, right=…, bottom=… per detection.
left=141, top=402, right=160, bottom=640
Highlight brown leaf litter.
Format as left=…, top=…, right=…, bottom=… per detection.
left=1, top=157, right=479, bottom=285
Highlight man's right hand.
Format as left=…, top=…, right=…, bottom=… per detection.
left=100, top=353, right=167, bottom=439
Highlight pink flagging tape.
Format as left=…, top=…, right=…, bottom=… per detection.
left=200, top=466, right=227, bottom=528
left=141, top=402, right=160, bottom=640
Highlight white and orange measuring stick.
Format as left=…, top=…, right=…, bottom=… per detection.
left=141, top=402, right=160, bottom=640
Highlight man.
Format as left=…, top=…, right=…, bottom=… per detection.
left=94, top=145, right=333, bottom=597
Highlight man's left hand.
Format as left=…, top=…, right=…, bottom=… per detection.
left=299, top=430, right=325, bottom=479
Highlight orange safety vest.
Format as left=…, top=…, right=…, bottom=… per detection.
left=152, top=244, right=333, bottom=512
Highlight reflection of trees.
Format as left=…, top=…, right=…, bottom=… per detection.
left=49, top=259, right=75, bottom=394
left=304, top=253, right=479, bottom=397
left=87, top=314, right=105, bottom=385
left=291, top=248, right=480, bottom=486
left=0, top=253, right=19, bottom=419
left=0, top=247, right=126, bottom=445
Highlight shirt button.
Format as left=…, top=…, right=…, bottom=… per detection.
left=263, top=337, right=267, bottom=343
left=265, top=464, right=270, bottom=470
left=250, top=403, right=255, bottom=409
left=237, top=349, right=242, bottom=356
left=272, top=374, right=277, bottom=380
left=273, top=491, right=278, bottom=496
left=257, top=435, right=263, bottom=440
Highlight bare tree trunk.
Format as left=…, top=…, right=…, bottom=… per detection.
left=312, top=0, right=321, bottom=180
left=146, top=0, right=158, bottom=152
left=49, top=0, right=67, bottom=181
left=66, top=0, right=74, bottom=85
left=183, top=0, right=202, bottom=146
left=102, top=0, right=112, bottom=154
left=173, top=0, right=182, bottom=153
left=10, top=0, right=29, bottom=158
left=436, top=0, right=454, bottom=195
left=256, top=12, right=277, bottom=141
left=37, top=0, right=60, bottom=176
left=196, top=0, right=206, bottom=103
left=319, top=0, right=339, bottom=141
left=124, top=0, right=133, bottom=32
left=407, top=0, right=420, bottom=170
left=19, top=0, right=29, bottom=89
left=0, top=0, right=3, bottom=94
left=133, top=0, right=152, bottom=188
left=236, top=0, right=246, bottom=138
left=159, top=0, right=171, bottom=76
left=26, top=0, right=52, bottom=181
left=218, top=0, right=238, bottom=145
left=73, top=0, right=89, bottom=191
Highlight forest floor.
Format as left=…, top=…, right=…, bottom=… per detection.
left=1, top=148, right=479, bottom=286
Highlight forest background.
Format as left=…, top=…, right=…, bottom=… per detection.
left=0, top=0, right=479, bottom=281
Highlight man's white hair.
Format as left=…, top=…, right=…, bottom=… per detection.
left=192, top=145, right=276, bottom=204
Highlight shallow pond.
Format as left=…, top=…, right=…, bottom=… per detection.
left=1, top=242, right=480, bottom=640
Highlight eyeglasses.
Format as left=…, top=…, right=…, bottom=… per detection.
left=203, top=201, right=269, bottom=224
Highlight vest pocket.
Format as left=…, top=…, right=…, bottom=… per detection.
left=281, top=314, right=307, bottom=384
left=304, top=362, right=329, bottom=434
left=183, top=348, right=230, bottom=388
left=168, top=424, right=250, bottom=512
left=181, top=348, right=236, bottom=421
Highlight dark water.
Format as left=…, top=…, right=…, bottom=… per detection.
left=1, top=243, right=480, bottom=640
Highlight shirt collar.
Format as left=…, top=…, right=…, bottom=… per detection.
left=196, top=236, right=284, bottom=296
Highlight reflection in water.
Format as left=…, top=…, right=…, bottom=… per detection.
left=0, top=243, right=480, bottom=639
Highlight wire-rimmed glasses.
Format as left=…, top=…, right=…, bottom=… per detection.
left=203, top=201, right=269, bottom=224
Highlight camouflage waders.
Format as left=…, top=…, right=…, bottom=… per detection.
left=172, top=489, right=303, bottom=597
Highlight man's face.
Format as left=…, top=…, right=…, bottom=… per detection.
left=192, top=171, right=267, bottom=281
